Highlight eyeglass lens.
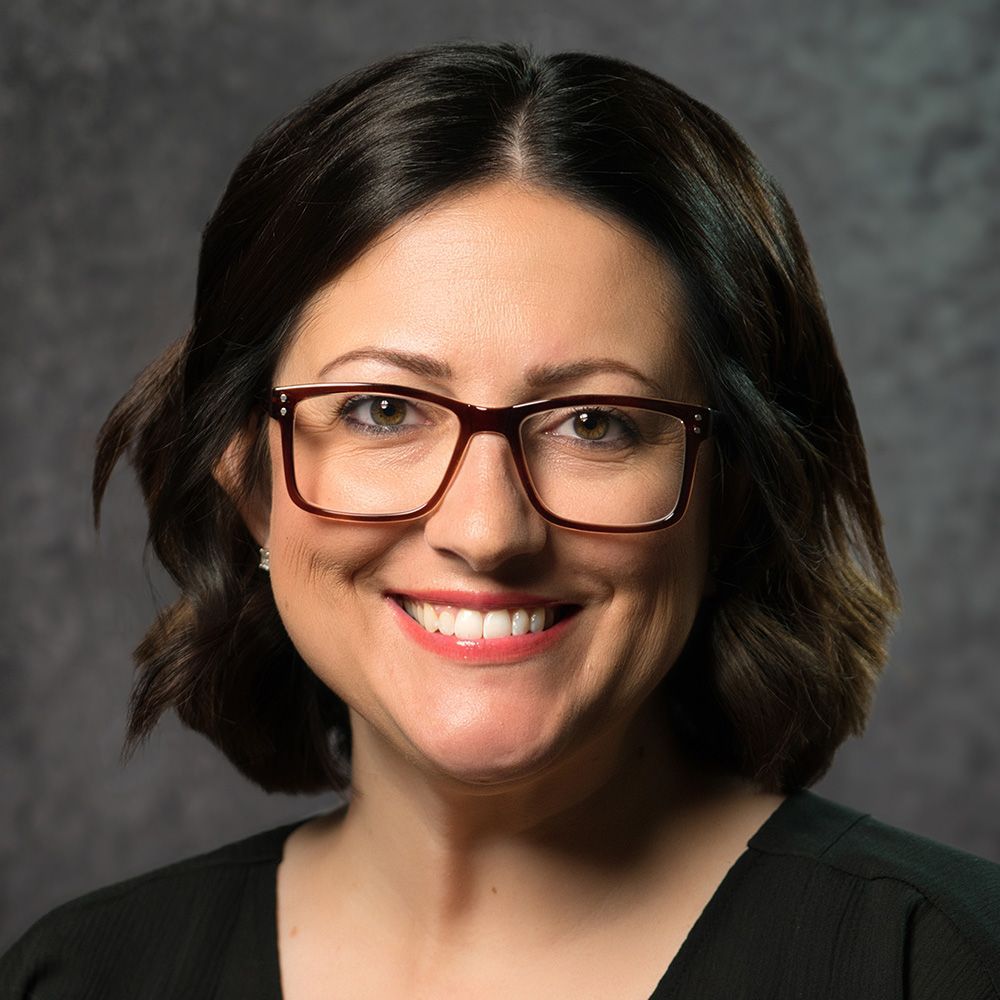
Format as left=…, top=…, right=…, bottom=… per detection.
left=291, top=390, right=687, bottom=528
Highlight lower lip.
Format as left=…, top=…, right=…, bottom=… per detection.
left=386, top=597, right=577, bottom=664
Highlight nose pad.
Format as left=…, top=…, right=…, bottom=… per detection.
left=422, top=431, right=548, bottom=570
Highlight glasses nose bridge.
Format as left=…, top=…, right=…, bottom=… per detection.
left=445, top=402, right=530, bottom=497
left=459, top=402, right=523, bottom=451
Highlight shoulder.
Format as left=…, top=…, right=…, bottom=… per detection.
left=0, top=818, right=306, bottom=1000
left=752, top=788, right=1000, bottom=918
left=749, top=789, right=1000, bottom=998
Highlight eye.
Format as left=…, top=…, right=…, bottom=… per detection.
left=570, top=410, right=609, bottom=440
left=368, top=397, right=408, bottom=427
left=342, top=395, right=414, bottom=429
left=553, top=408, right=633, bottom=443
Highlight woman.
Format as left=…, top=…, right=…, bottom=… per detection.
left=3, top=40, right=998, bottom=999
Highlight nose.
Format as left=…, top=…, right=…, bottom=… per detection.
left=422, top=431, right=548, bottom=572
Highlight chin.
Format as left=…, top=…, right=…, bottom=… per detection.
left=400, top=712, right=569, bottom=789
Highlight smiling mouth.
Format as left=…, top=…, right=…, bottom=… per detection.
left=391, top=596, right=579, bottom=640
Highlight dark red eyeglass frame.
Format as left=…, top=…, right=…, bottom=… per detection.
left=268, top=382, right=723, bottom=533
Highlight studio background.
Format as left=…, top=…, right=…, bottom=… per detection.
left=2, top=0, right=997, bottom=950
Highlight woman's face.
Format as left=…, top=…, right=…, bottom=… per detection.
left=265, top=180, right=716, bottom=787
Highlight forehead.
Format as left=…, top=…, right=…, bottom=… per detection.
left=280, top=181, right=696, bottom=397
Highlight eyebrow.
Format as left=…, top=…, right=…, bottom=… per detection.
left=524, top=359, right=668, bottom=397
left=316, top=348, right=450, bottom=382
left=315, top=347, right=670, bottom=397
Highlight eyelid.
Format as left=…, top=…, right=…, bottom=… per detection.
left=342, top=391, right=415, bottom=413
left=536, top=405, right=636, bottom=438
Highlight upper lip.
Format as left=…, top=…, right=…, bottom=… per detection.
left=389, top=589, right=574, bottom=610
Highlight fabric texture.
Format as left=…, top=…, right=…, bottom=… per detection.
left=3, top=788, right=999, bottom=998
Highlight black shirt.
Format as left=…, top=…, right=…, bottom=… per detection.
left=3, top=788, right=999, bottom=998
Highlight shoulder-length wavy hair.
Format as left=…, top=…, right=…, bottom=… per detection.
left=94, top=40, right=898, bottom=796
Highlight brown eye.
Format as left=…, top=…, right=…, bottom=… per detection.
left=370, top=398, right=407, bottom=426
left=573, top=411, right=609, bottom=440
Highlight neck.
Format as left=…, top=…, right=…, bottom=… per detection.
left=316, top=693, right=747, bottom=958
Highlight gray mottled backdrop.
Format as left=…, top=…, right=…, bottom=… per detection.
left=2, top=0, right=998, bottom=950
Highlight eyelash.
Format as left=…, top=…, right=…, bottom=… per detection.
left=336, top=394, right=430, bottom=434
left=556, top=406, right=640, bottom=443
left=313, top=394, right=644, bottom=446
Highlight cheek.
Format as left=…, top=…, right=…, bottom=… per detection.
left=265, top=420, right=401, bottom=600
left=264, top=494, right=404, bottom=664
left=564, top=501, right=712, bottom=695
left=625, top=536, right=707, bottom=645
left=573, top=491, right=712, bottom=610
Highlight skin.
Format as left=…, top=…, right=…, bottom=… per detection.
left=230, top=179, right=785, bottom=998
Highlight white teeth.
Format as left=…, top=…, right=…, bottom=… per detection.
left=401, top=599, right=562, bottom=639
left=483, top=609, right=511, bottom=639
left=454, top=608, right=483, bottom=640
left=423, top=605, right=439, bottom=633
left=437, top=608, right=456, bottom=636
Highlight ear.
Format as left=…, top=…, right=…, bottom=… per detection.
left=212, top=421, right=271, bottom=548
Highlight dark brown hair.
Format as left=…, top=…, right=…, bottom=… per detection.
left=94, top=40, right=899, bottom=795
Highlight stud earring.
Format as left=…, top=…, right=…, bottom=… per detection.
left=258, top=547, right=270, bottom=572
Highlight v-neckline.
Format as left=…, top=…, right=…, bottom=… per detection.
left=642, top=804, right=772, bottom=998
left=262, top=790, right=820, bottom=1000
left=644, top=787, right=867, bottom=997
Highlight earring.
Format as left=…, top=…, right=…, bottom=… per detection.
left=258, top=547, right=270, bottom=572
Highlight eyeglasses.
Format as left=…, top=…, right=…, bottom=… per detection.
left=268, top=383, right=722, bottom=533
